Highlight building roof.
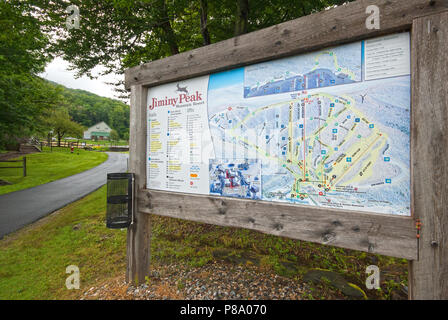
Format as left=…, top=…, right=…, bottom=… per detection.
left=86, top=121, right=111, bottom=131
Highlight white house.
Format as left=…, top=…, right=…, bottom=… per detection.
left=83, top=121, right=112, bottom=140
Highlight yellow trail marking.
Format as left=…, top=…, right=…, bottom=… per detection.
left=332, top=133, right=383, bottom=186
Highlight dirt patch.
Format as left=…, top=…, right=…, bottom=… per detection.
left=0, top=179, right=12, bottom=186
left=212, top=248, right=261, bottom=266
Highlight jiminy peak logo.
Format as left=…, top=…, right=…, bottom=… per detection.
left=149, top=83, right=203, bottom=110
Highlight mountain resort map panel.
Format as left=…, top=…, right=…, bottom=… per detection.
left=147, top=32, right=411, bottom=216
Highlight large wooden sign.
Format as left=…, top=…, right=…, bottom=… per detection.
left=125, top=0, right=448, bottom=299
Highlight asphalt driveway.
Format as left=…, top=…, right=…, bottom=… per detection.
left=0, top=152, right=128, bottom=238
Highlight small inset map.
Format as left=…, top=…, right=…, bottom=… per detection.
left=209, top=159, right=261, bottom=199
left=244, top=42, right=361, bottom=98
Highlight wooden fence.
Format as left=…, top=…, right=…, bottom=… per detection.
left=41, top=140, right=128, bottom=150
left=0, top=157, right=27, bottom=177
left=41, top=141, right=79, bottom=149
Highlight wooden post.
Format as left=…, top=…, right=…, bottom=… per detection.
left=126, top=85, right=151, bottom=285
left=409, top=11, right=448, bottom=300
left=23, top=157, right=26, bottom=177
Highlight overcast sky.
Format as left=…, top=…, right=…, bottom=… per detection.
left=39, top=57, right=123, bottom=100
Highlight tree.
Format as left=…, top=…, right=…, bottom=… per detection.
left=109, top=129, right=119, bottom=142
left=122, top=131, right=129, bottom=142
left=47, top=110, right=84, bottom=146
left=0, top=0, right=57, bottom=148
left=33, top=0, right=354, bottom=98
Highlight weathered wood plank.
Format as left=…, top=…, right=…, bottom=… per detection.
left=126, top=85, right=151, bottom=285
left=408, top=12, right=448, bottom=300
left=138, top=189, right=417, bottom=260
left=125, top=0, right=448, bottom=89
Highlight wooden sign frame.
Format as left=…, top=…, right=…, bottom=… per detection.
left=125, top=0, right=448, bottom=299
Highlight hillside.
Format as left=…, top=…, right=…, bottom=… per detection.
left=51, top=82, right=130, bottom=140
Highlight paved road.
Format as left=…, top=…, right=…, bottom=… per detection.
left=0, top=152, right=128, bottom=238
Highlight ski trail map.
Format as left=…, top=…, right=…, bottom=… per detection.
left=147, top=32, right=411, bottom=216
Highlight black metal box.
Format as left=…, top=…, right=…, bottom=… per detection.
left=106, top=173, right=134, bottom=229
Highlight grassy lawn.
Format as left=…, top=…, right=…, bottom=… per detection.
left=0, top=186, right=126, bottom=300
left=0, top=147, right=108, bottom=195
left=0, top=185, right=408, bottom=300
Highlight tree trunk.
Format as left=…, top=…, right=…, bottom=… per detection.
left=159, top=0, right=179, bottom=55
left=234, top=0, right=249, bottom=36
left=161, top=21, right=179, bottom=55
left=200, top=0, right=211, bottom=45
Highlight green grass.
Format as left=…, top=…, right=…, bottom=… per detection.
left=0, top=147, right=108, bottom=195
left=0, top=183, right=408, bottom=300
left=0, top=185, right=127, bottom=300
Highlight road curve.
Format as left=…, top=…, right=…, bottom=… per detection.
left=0, top=152, right=128, bottom=239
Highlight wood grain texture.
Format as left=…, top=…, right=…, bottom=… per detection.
left=126, top=85, right=151, bottom=285
left=138, top=189, right=417, bottom=260
left=125, top=0, right=448, bottom=89
left=408, top=12, right=448, bottom=300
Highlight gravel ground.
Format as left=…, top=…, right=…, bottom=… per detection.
left=81, top=262, right=310, bottom=300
